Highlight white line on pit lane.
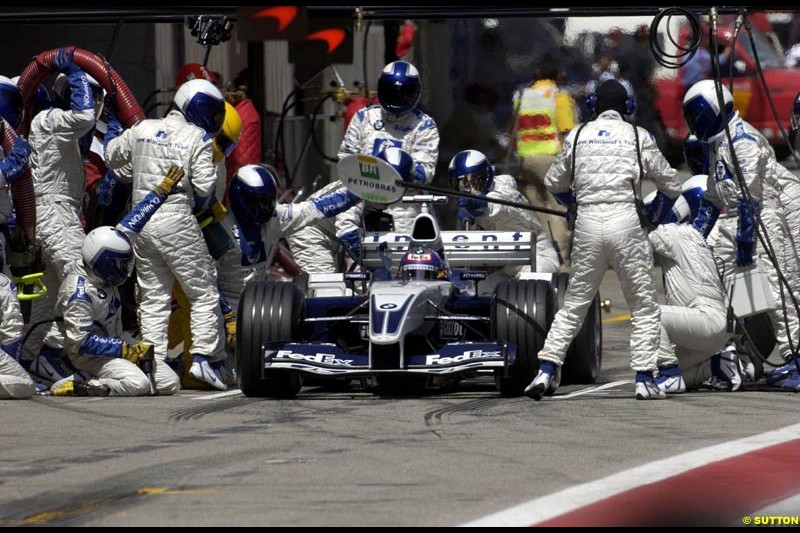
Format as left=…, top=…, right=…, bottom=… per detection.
left=461, top=422, right=800, bottom=526
left=194, top=389, right=243, bottom=401
left=550, top=380, right=633, bottom=400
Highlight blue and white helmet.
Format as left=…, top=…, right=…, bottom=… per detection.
left=0, top=75, right=22, bottom=130
left=173, top=78, right=225, bottom=136
left=81, top=226, right=134, bottom=286
left=681, top=174, right=708, bottom=222
left=448, top=149, right=495, bottom=195
left=228, top=164, right=278, bottom=225
left=376, top=146, right=414, bottom=182
left=377, top=60, right=421, bottom=115
left=682, top=79, right=735, bottom=142
left=399, top=246, right=447, bottom=282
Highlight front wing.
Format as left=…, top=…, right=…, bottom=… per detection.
left=264, top=342, right=516, bottom=377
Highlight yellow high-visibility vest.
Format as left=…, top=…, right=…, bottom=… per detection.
left=515, top=82, right=559, bottom=157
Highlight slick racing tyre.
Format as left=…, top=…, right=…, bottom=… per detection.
left=492, top=279, right=554, bottom=396
left=237, top=281, right=304, bottom=398
left=554, top=273, right=602, bottom=385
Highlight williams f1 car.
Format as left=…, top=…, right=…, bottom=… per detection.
left=235, top=156, right=601, bottom=398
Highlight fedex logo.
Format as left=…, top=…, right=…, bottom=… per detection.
left=273, top=350, right=353, bottom=366
left=426, top=350, right=501, bottom=365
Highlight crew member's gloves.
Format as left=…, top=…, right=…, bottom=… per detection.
left=457, top=207, right=475, bottom=229
left=457, top=196, right=488, bottom=218
left=97, top=170, right=119, bottom=209
left=736, top=198, right=757, bottom=267
left=339, top=229, right=361, bottom=262
left=52, top=47, right=76, bottom=73
left=0, top=137, right=30, bottom=183
left=104, top=118, right=123, bottom=150
left=645, top=191, right=678, bottom=226
left=155, top=164, right=185, bottom=198
left=223, top=310, right=236, bottom=352
left=121, top=341, right=154, bottom=364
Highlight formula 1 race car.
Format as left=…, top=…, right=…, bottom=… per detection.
left=235, top=156, right=601, bottom=398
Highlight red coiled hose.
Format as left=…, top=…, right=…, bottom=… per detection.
left=16, top=45, right=145, bottom=135
left=11, top=45, right=145, bottom=251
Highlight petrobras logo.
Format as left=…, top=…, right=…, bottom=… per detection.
left=426, top=349, right=501, bottom=366
left=273, top=349, right=353, bottom=366
left=357, top=155, right=380, bottom=180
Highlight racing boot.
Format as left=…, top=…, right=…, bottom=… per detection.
left=524, top=361, right=560, bottom=401
left=50, top=375, right=110, bottom=397
left=707, top=343, right=743, bottom=391
left=635, top=371, right=666, bottom=400
left=212, top=358, right=236, bottom=387
left=29, top=345, right=71, bottom=385
left=188, top=354, right=227, bottom=391
left=654, top=364, right=686, bottom=394
left=765, top=360, right=800, bottom=391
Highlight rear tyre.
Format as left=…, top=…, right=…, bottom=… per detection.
left=492, top=279, right=554, bottom=396
left=237, top=281, right=304, bottom=398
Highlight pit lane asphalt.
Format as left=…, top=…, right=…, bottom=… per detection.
left=2, top=266, right=797, bottom=527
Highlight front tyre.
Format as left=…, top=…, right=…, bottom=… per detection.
left=236, top=281, right=304, bottom=398
left=492, top=279, right=554, bottom=396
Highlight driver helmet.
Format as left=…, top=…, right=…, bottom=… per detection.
left=448, top=149, right=494, bottom=195
left=399, top=246, right=448, bottom=282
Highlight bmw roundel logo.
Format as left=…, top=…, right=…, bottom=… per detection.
left=379, top=303, right=397, bottom=310
left=374, top=120, right=384, bottom=130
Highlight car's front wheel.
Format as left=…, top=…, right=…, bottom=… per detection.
left=237, top=281, right=304, bottom=398
left=492, top=279, right=554, bottom=396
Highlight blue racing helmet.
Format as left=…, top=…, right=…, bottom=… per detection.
left=399, top=246, right=447, bottom=282
left=81, top=226, right=134, bottom=286
left=377, top=60, right=421, bottom=115
left=683, top=134, right=709, bottom=175
left=682, top=79, right=735, bottom=142
left=173, top=78, right=225, bottom=136
left=376, top=146, right=414, bottom=183
left=228, top=164, right=278, bottom=225
left=448, top=149, right=494, bottom=195
left=0, top=75, right=23, bottom=130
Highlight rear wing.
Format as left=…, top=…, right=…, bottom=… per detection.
left=361, top=231, right=537, bottom=269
